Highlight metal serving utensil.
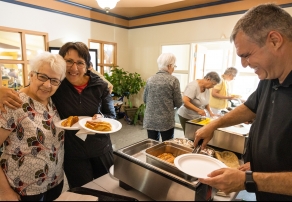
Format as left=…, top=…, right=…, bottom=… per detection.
left=192, top=139, right=203, bottom=154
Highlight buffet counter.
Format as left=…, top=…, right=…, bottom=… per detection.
left=185, top=118, right=251, bottom=154
left=58, top=137, right=242, bottom=201
left=79, top=173, right=238, bottom=201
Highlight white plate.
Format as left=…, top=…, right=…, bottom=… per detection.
left=109, top=165, right=118, bottom=181
left=55, top=116, right=90, bottom=130
left=79, top=117, right=122, bottom=134
left=174, top=153, right=227, bottom=178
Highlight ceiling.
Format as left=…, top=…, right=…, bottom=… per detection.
left=70, top=0, right=232, bottom=18
left=4, top=0, right=292, bottom=28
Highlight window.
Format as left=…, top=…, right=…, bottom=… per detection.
left=162, top=40, right=260, bottom=128
left=194, top=41, right=259, bottom=99
left=162, top=44, right=190, bottom=92
left=89, top=40, right=117, bottom=75
left=0, top=26, right=48, bottom=89
left=232, top=55, right=259, bottom=100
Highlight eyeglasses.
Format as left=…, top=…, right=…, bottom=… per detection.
left=172, top=64, right=177, bottom=69
left=65, top=59, right=86, bottom=69
left=33, top=71, right=61, bottom=86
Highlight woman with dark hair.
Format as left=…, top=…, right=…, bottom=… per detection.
left=177, top=71, right=220, bottom=133
left=54, top=42, right=116, bottom=189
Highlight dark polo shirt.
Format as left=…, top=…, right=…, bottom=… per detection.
left=244, top=71, right=292, bottom=200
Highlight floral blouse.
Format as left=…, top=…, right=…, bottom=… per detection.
left=0, top=92, right=65, bottom=196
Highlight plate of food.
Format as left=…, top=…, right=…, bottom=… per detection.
left=55, top=116, right=90, bottom=130
left=78, top=117, right=122, bottom=134
left=174, top=153, right=227, bottom=178
left=231, top=94, right=242, bottom=99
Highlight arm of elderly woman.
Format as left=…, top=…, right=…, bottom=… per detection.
left=205, top=104, right=216, bottom=117
left=98, top=86, right=116, bottom=119
left=0, top=87, right=22, bottom=113
left=0, top=128, right=21, bottom=201
left=182, top=96, right=206, bottom=116
left=212, top=88, right=234, bottom=100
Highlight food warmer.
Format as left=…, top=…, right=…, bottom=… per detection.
left=113, top=139, right=215, bottom=201
left=185, top=118, right=251, bottom=154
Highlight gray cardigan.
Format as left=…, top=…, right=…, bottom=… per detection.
left=143, top=70, right=182, bottom=131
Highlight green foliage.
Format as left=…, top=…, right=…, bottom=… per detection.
left=105, top=66, right=146, bottom=107
left=133, top=103, right=146, bottom=125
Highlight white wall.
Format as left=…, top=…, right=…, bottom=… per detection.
left=1, top=1, right=292, bottom=106
left=0, top=1, right=129, bottom=70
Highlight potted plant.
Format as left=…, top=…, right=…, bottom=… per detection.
left=105, top=66, right=146, bottom=122
left=133, top=103, right=146, bottom=125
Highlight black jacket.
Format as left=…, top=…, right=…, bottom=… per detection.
left=52, top=72, right=116, bottom=158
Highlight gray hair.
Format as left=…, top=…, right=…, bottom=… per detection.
left=231, top=3, right=292, bottom=46
left=224, top=67, right=238, bottom=76
left=29, top=52, right=66, bottom=80
left=204, top=71, right=221, bottom=84
left=157, top=53, right=176, bottom=71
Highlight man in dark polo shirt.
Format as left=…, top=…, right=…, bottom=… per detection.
left=193, top=3, right=292, bottom=201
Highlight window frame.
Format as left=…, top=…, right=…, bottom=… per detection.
left=88, top=39, right=117, bottom=75
left=0, top=26, right=48, bottom=87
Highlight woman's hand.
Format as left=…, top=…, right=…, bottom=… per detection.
left=197, top=109, right=206, bottom=116
left=92, top=114, right=103, bottom=120
left=209, top=112, right=217, bottom=118
left=0, top=188, right=21, bottom=201
left=0, top=87, right=22, bottom=113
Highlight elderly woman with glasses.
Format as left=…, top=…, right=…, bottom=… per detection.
left=209, top=67, right=238, bottom=115
left=0, top=52, right=66, bottom=201
left=0, top=42, right=116, bottom=191
left=143, top=52, right=182, bottom=142
left=177, top=71, right=221, bottom=133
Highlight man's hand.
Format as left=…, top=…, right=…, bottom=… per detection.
left=199, top=168, right=245, bottom=194
left=238, top=162, right=251, bottom=171
left=0, top=87, right=22, bottom=113
left=193, top=124, right=215, bottom=150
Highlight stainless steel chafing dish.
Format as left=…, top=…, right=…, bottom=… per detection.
left=113, top=139, right=215, bottom=201
left=145, top=142, right=196, bottom=182
left=185, top=118, right=251, bottom=154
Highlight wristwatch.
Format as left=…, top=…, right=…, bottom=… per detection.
left=245, top=171, right=258, bottom=193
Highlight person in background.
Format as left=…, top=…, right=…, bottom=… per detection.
left=143, top=53, right=182, bottom=141
left=0, top=52, right=66, bottom=201
left=177, top=72, right=220, bottom=133
left=194, top=3, right=292, bottom=200
left=88, top=61, right=113, bottom=94
left=209, top=67, right=238, bottom=115
left=0, top=42, right=116, bottom=190
left=8, top=68, right=18, bottom=79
